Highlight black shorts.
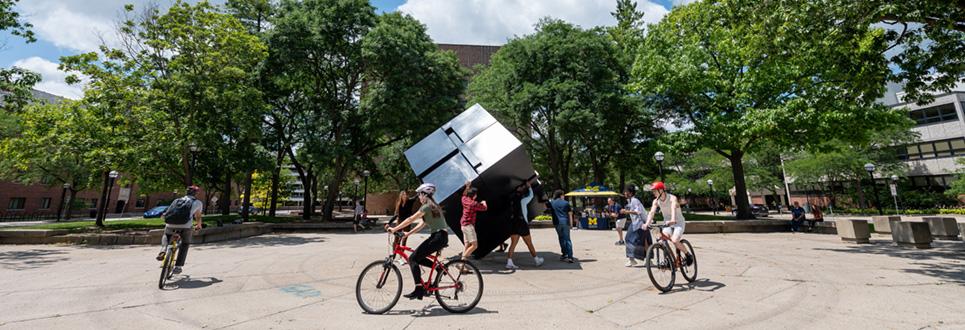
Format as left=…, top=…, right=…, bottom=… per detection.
left=510, top=217, right=530, bottom=236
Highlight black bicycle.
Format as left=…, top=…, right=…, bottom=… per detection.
left=645, top=224, right=697, bottom=293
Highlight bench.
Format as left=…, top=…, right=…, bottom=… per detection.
left=921, top=217, right=961, bottom=240
left=871, top=216, right=901, bottom=234
left=891, top=221, right=932, bottom=249
left=835, top=219, right=870, bottom=244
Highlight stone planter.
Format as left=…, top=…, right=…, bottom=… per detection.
left=835, top=219, right=870, bottom=244
left=921, top=217, right=961, bottom=240
left=871, top=216, right=901, bottom=234
left=891, top=221, right=932, bottom=249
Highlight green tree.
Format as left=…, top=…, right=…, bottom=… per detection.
left=632, top=0, right=910, bottom=218
left=265, top=0, right=464, bottom=220
left=946, top=158, right=965, bottom=204
left=469, top=19, right=630, bottom=190
left=0, top=0, right=39, bottom=136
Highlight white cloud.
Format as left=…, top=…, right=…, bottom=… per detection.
left=671, top=0, right=700, bottom=6
left=12, top=56, right=83, bottom=99
left=399, top=0, right=669, bottom=45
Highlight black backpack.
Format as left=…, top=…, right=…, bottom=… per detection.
left=164, top=196, right=197, bottom=225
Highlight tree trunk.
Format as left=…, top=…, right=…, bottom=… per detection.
left=242, top=170, right=253, bottom=222
left=222, top=171, right=232, bottom=216
left=269, top=147, right=285, bottom=217
left=301, top=167, right=313, bottom=220
left=323, top=157, right=350, bottom=221
left=95, top=170, right=110, bottom=227
left=728, top=151, right=754, bottom=219
left=65, top=189, right=76, bottom=220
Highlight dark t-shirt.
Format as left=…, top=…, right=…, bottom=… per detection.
left=606, top=203, right=623, bottom=218
left=551, top=199, right=572, bottom=226
left=791, top=207, right=806, bottom=220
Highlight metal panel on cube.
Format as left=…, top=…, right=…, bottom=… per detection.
left=405, top=104, right=538, bottom=258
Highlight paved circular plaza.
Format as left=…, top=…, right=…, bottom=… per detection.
left=0, top=228, right=962, bottom=329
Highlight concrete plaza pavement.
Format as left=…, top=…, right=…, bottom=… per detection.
left=0, top=228, right=963, bottom=329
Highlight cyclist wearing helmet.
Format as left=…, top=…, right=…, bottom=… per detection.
left=387, top=182, right=449, bottom=300
left=643, top=182, right=693, bottom=266
left=156, top=186, right=204, bottom=275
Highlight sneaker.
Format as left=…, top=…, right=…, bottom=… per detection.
left=172, top=266, right=182, bottom=274
left=565, top=257, right=575, bottom=263
left=625, top=258, right=637, bottom=267
left=615, top=240, right=625, bottom=246
left=156, top=251, right=166, bottom=261
left=505, top=259, right=519, bottom=270
left=559, top=255, right=567, bottom=261
left=403, top=286, right=426, bottom=300
left=534, top=256, right=544, bottom=267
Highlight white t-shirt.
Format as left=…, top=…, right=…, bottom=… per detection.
left=654, top=193, right=685, bottom=227
left=520, top=188, right=534, bottom=222
left=627, top=197, right=645, bottom=225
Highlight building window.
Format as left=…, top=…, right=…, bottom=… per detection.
left=897, top=137, right=965, bottom=160
left=8, top=198, right=26, bottom=210
left=908, top=103, right=959, bottom=125
left=135, top=196, right=146, bottom=208
left=40, top=198, right=52, bottom=209
left=89, top=199, right=98, bottom=208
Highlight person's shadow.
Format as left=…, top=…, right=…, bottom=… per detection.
left=169, top=276, right=223, bottom=290
left=662, top=278, right=726, bottom=294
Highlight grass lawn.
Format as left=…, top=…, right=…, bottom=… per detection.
left=4, top=214, right=298, bottom=232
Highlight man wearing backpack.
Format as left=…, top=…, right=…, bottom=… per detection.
left=156, top=186, right=204, bottom=274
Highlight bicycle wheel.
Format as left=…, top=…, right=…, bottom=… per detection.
left=434, top=259, right=483, bottom=313
left=355, top=260, right=402, bottom=314
left=158, top=244, right=175, bottom=290
left=679, top=239, right=697, bottom=283
left=645, top=243, right=675, bottom=293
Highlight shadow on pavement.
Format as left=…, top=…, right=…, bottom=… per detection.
left=205, top=235, right=327, bottom=248
left=380, top=304, right=498, bottom=317
left=814, top=240, right=965, bottom=284
left=170, top=276, right=223, bottom=289
left=470, top=251, right=593, bottom=273
left=667, top=278, right=727, bottom=294
left=0, top=249, right=70, bottom=270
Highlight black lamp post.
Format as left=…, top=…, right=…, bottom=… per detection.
left=707, top=179, right=716, bottom=215
left=654, top=151, right=665, bottom=182
left=353, top=178, right=361, bottom=202
left=362, top=170, right=371, bottom=210
left=686, top=188, right=692, bottom=213
left=97, top=171, right=119, bottom=225
left=864, top=163, right=883, bottom=215
left=890, top=175, right=900, bottom=215
left=57, top=183, right=70, bottom=221
left=187, top=143, right=198, bottom=185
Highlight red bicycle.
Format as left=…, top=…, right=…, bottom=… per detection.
left=645, top=224, right=698, bottom=293
left=355, top=232, right=483, bottom=314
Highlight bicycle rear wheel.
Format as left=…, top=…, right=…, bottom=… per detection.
left=356, top=260, right=402, bottom=314
left=645, top=243, right=675, bottom=293
left=679, top=239, right=697, bottom=283
left=158, top=245, right=175, bottom=290
left=434, top=259, right=483, bottom=313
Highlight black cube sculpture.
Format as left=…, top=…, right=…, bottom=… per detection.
left=405, top=104, right=538, bottom=258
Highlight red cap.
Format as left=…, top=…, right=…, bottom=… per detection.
left=651, top=182, right=665, bottom=191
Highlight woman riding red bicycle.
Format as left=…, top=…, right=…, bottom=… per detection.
left=387, top=182, right=448, bottom=300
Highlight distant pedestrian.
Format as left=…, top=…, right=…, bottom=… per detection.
left=505, top=178, right=544, bottom=269
left=460, top=181, right=488, bottom=260
left=620, top=186, right=650, bottom=267
left=605, top=197, right=625, bottom=245
left=807, top=205, right=824, bottom=232
left=790, top=202, right=806, bottom=232
left=550, top=189, right=575, bottom=263
left=354, top=200, right=366, bottom=232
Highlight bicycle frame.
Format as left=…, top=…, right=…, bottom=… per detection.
left=383, top=233, right=462, bottom=293
left=651, top=226, right=683, bottom=269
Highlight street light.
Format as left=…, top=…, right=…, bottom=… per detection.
left=687, top=188, right=692, bottom=212
left=654, top=151, right=665, bottom=182
left=97, top=171, right=120, bottom=226
left=57, top=183, right=70, bottom=221
left=187, top=143, right=199, bottom=185
left=864, top=163, right=883, bottom=215
left=353, top=178, right=361, bottom=202
left=362, top=170, right=371, bottom=212
left=707, top=179, right=716, bottom=215
left=890, top=175, right=900, bottom=215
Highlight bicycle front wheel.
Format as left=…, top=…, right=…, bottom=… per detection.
left=434, top=259, right=483, bottom=313
left=645, top=243, right=675, bottom=293
left=679, top=239, right=697, bottom=283
left=355, top=260, right=402, bottom=314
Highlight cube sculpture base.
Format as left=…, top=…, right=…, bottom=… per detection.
left=836, top=219, right=870, bottom=244
left=921, top=217, right=961, bottom=241
left=891, top=221, right=933, bottom=249
left=871, top=216, right=901, bottom=234
left=405, top=104, right=539, bottom=259
left=960, top=223, right=965, bottom=242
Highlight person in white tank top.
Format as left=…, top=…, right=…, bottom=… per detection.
left=644, top=182, right=693, bottom=265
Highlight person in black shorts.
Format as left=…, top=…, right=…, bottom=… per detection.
left=505, top=178, right=544, bottom=269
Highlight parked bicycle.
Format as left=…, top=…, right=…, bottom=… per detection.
left=645, top=224, right=697, bottom=293
left=355, top=232, right=483, bottom=314
left=158, top=232, right=183, bottom=290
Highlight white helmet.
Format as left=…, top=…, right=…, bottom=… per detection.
left=416, top=183, right=436, bottom=195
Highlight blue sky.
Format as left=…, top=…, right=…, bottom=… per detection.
left=2, top=0, right=686, bottom=99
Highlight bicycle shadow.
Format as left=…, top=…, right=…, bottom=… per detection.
left=163, top=276, right=223, bottom=290
left=380, top=304, right=498, bottom=317
left=660, top=278, right=726, bottom=295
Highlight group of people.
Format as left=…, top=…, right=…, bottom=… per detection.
left=790, top=201, right=825, bottom=232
